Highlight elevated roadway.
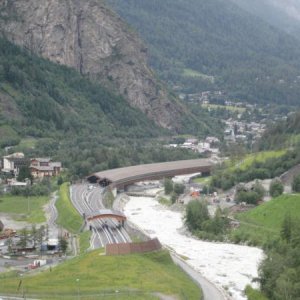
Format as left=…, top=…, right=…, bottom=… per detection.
left=87, top=159, right=214, bottom=189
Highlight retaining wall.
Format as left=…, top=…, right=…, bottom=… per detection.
left=106, top=238, right=162, bottom=256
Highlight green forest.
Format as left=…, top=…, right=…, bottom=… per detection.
left=259, top=112, right=300, bottom=150
left=107, top=0, right=300, bottom=106
left=0, top=37, right=213, bottom=178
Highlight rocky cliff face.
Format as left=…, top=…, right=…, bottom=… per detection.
left=0, top=0, right=183, bottom=129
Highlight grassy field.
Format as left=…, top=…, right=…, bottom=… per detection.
left=182, top=68, right=214, bottom=83
left=229, top=150, right=286, bottom=172
left=17, top=137, right=37, bottom=149
left=202, top=103, right=246, bottom=113
left=0, top=195, right=48, bottom=223
left=245, top=285, right=268, bottom=300
left=231, top=194, right=300, bottom=245
left=193, top=176, right=211, bottom=185
left=0, top=250, right=202, bottom=300
left=55, top=183, right=83, bottom=233
left=79, top=231, right=92, bottom=254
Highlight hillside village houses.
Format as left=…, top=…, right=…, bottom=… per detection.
left=1, top=152, right=29, bottom=177
left=166, top=136, right=220, bottom=156
left=224, top=119, right=266, bottom=143
left=30, top=158, right=61, bottom=178
left=1, top=153, right=61, bottom=182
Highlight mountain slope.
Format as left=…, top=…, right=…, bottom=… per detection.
left=0, top=36, right=162, bottom=148
left=106, top=0, right=300, bottom=106
left=0, top=0, right=185, bottom=129
left=259, top=112, right=300, bottom=150
left=231, top=0, right=300, bottom=38
left=0, top=37, right=221, bottom=177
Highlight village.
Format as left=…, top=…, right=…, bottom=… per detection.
left=0, top=153, right=64, bottom=269
left=0, top=153, right=62, bottom=187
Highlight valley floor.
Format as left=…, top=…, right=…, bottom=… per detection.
left=123, top=194, right=263, bottom=300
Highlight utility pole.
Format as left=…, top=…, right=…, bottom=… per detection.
left=76, top=278, right=80, bottom=299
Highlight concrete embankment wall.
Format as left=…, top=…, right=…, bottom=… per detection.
left=106, top=238, right=162, bottom=256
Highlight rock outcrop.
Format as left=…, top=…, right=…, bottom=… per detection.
left=0, top=0, right=183, bottom=129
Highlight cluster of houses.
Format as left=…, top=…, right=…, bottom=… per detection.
left=179, top=90, right=257, bottom=111
left=167, top=137, right=220, bottom=157
left=179, top=90, right=224, bottom=103
left=224, top=119, right=266, bottom=144
left=1, top=152, right=61, bottom=185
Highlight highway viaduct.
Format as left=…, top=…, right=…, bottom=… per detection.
left=87, top=159, right=214, bottom=190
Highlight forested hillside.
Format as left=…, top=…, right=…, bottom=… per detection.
left=0, top=37, right=216, bottom=177
left=259, top=112, right=300, bottom=150
left=231, top=0, right=300, bottom=39
left=107, top=0, right=300, bottom=106
left=0, top=38, right=162, bottom=145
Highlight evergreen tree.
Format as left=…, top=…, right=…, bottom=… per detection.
left=292, top=174, right=300, bottom=192
left=17, top=166, right=32, bottom=183
left=281, top=213, right=292, bottom=243
left=185, top=200, right=209, bottom=231
left=18, top=228, right=28, bottom=248
left=173, top=183, right=185, bottom=195
left=59, top=237, right=68, bottom=254
left=164, top=178, right=173, bottom=195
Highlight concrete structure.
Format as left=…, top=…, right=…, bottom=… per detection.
left=106, top=238, right=162, bottom=256
left=87, top=159, right=213, bottom=189
left=2, top=152, right=28, bottom=176
left=30, top=158, right=61, bottom=178
left=86, top=209, right=126, bottom=222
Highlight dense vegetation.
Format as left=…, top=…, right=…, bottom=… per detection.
left=0, top=37, right=218, bottom=178
left=230, top=0, right=300, bottom=40
left=234, top=181, right=265, bottom=205
left=0, top=37, right=161, bottom=141
left=259, top=112, right=300, bottom=150
left=185, top=200, right=229, bottom=240
left=259, top=214, right=300, bottom=299
left=209, top=148, right=300, bottom=191
left=163, top=178, right=185, bottom=203
left=107, top=0, right=300, bottom=106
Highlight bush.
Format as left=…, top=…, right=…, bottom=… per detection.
left=171, top=193, right=177, bottom=204
left=235, top=190, right=259, bottom=204
left=185, top=200, right=209, bottom=231
left=269, top=179, right=284, bottom=197
left=245, top=285, right=268, bottom=300
left=173, top=183, right=185, bottom=195
left=164, top=178, right=173, bottom=195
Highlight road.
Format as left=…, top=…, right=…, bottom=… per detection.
left=70, top=184, right=131, bottom=249
left=171, top=254, right=227, bottom=300
left=44, top=192, right=59, bottom=239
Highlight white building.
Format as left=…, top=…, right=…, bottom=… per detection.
left=2, top=152, right=27, bottom=175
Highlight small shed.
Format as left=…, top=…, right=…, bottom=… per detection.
left=0, top=220, right=4, bottom=231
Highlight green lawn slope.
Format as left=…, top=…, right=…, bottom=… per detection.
left=55, top=183, right=83, bottom=233
left=229, top=150, right=286, bottom=171
left=0, top=250, right=202, bottom=300
left=232, top=194, right=300, bottom=245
